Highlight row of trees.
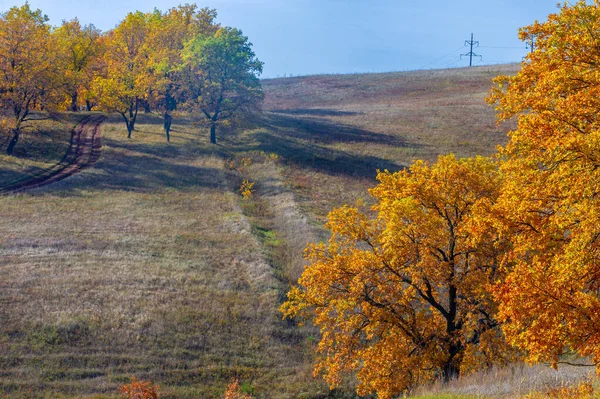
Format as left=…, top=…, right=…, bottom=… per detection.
left=282, top=1, right=600, bottom=398
left=0, top=4, right=263, bottom=154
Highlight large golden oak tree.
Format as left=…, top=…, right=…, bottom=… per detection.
left=282, top=155, right=515, bottom=398
left=487, top=0, right=600, bottom=369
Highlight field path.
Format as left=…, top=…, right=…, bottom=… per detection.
left=0, top=114, right=106, bottom=194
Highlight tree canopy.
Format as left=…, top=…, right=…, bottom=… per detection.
left=180, top=27, right=263, bottom=144
left=0, top=3, right=262, bottom=152
left=282, top=155, right=516, bottom=398
left=487, top=0, right=600, bottom=369
left=0, top=4, right=58, bottom=154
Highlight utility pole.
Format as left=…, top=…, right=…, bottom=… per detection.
left=526, top=34, right=536, bottom=53
left=461, top=33, right=482, bottom=67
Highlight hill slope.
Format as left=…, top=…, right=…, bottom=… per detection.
left=1, top=65, right=521, bottom=398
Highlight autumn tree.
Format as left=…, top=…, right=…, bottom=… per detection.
left=0, top=4, right=59, bottom=155
left=93, top=11, right=151, bottom=138
left=487, top=0, right=600, bottom=370
left=282, top=155, right=515, bottom=398
left=54, top=19, right=102, bottom=112
left=180, top=27, right=263, bottom=144
left=145, top=5, right=218, bottom=141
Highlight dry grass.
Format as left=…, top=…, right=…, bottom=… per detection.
left=2, top=64, right=588, bottom=399
left=259, top=64, right=519, bottom=222
left=0, top=113, right=88, bottom=186
left=414, top=363, right=597, bottom=398
left=0, top=113, right=328, bottom=398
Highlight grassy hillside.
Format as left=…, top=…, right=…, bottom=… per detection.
left=4, top=64, right=580, bottom=399
left=251, top=65, right=518, bottom=223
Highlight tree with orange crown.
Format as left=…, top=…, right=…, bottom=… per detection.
left=487, top=0, right=600, bottom=370
left=282, top=155, right=516, bottom=398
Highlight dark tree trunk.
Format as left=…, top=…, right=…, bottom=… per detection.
left=129, top=117, right=136, bottom=134
left=442, top=281, right=461, bottom=383
left=127, top=100, right=139, bottom=138
left=120, top=112, right=134, bottom=139
left=164, top=112, right=172, bottom=142
left=6, top=129, right=19, bottom=155
left=210, top=122, right=216, bottom=144
left=442, top=357, right=460, bottom=383
left=86, top=100, right=94, bottom=111
left=143, top=100, right=151, bottom=113
left=70, top=93, right=78, bottom=112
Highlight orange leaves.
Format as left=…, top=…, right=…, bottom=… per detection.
left=282, top=154, right=513, bottom=398
left=119, top=376, right=159, bottom=399
left=223, top=379, right=253, bottom=399
left=486, top=0, right=600, bottom=371
left=0, top=4, right=60, bottom=154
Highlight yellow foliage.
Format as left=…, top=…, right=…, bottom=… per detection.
left=240, top=180, right=255, bottom=199
left=282, top=154, right=517, bottom=398
left=487, top=0, right=600, bottom=370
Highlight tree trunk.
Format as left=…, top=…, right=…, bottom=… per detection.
left=210, top=122, right=216, bottom=144
left=86, top=100, right=94, bottom=111
left=128, top=101, right=139, bottom=136
left=164, top=112, right=172, bottom=142
left=6, top=129, right=20, bottom=155
left=143, top=100, right=151, bottom=113
left=120, top=112, right=134, bottom=139
left=127, top=123, right=133, bottom=139
left=70, top=93, right=78, bottom=112
left=442, top=357, right=460, bottom=383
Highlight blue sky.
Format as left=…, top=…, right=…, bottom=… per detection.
left=1, top=0, right=560, bottom=78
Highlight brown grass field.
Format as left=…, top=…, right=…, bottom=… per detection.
left=1, top=64, right=595, bottom=398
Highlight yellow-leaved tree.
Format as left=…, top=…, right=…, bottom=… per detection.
left=282, top=155, right=516, bottom=398
left=54, top=19, right=102, bottom=112
left=92, top=11, right=152, bottom=138
left=0, top=4, right=59, bottom=155
left=145, top=5, right=218, bottom=141
left=487, top=0, right=600, bottom=370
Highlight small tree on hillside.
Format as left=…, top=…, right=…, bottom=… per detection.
left=282, top=155, right=517, bottom=398
left=180, top=27, right=263, bottom=144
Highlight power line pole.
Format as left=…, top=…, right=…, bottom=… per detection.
left=460, top=33, right=482, bottom=66
left=526, top=35, right=536, bottom=53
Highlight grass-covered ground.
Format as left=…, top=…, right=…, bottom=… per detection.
left=1, top=65, right=594, bottom=398
left=0, top=114, right=325, bottom=398
left=0, top=114, right=88, bottom=188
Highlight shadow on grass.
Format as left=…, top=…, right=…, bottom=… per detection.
left=265, top=112, right=407, bottom=147
left=271, top=108, right=360, bottom=117
left=229, top=113, right=417, bottom=178
left=29, top=115, right=227, bottom=194
left=50, top=146, right=227, bottom=194
left=237, top=130, right=403, bottom=179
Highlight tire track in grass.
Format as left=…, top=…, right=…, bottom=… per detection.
left=0, top=114, right=106, bottom=194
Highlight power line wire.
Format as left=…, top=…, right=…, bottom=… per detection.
left=419, top=45, right=466, bottom=69
left=479, top=45, right=525, bottom=49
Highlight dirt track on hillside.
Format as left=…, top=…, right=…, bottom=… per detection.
left=0, top=114, right=106, bottom=194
